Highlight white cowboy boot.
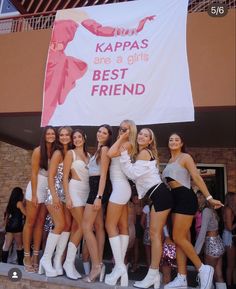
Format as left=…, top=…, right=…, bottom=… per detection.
left=63, top=242, right=81, bottom=280
left=104, top=236, right=128, bottom=286
left=134, top=268, right=161, bottom=289
left=215, top=282, right=227, bottom=289
left=38, top=232, right=60, bottom=277
left=53, top=231, right=70, bottom=275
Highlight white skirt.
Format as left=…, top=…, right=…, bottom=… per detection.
left=109, top=179, right=131, bottom=205
left=25, top=174, right=48, bottom=203
left=69, top=179, right=89, bottom=207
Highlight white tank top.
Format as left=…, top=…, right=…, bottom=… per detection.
left=110, top=156, right=128, bottom=181
left=88, top=154, right=100, bottom=176
left=71, top=150, right=89, bottom=182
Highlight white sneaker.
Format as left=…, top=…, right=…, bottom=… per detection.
left=198, top=265, right=214, bottom=289
left=164, top=274, right=187, bottom=289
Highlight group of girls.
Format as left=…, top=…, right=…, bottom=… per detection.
left=21, top=120, right=224, bottom=289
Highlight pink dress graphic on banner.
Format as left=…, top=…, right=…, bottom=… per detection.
left=41, top=16, right=155, bottom=126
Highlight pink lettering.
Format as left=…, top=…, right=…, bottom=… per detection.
left=123, top=41, right=131, bottom=51
left=92, top=68, right=129, bottom=81
left=114, top=42, right=123, bottom=51
left=95, top=43, right=104, bottom=52
left=135, top=84, right=145, bottom=94
left=113, top=84, right=122, bottom=95
left=104, top=43, right=113, bottom=52
left=130, top=41, right=139, bottom=50
left=92, top=70, right=101, bottom=81
left=91, top=83, right=145, bottom=96
left=91, top=85, right=99, bottom=96
left=141, top=39, right=149, bottom=49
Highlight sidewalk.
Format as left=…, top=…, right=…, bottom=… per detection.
left=0, top=261, right=198, bottom=289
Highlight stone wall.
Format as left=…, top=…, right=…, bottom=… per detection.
left=0, top=141, right=32, bottom=227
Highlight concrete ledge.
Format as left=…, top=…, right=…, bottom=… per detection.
left=0, top=263, right=197, bottom=289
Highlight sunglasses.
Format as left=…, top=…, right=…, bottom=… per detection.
left=119, top=127, right=128, bottom=133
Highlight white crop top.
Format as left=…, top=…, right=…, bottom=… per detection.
left=162, top=155, right=191, bottom=189
left=119, top=150, right=162, bottom=199
left=71, top=150, right=89, bottom=181
left=39, top=168, right=48, bottom=177
left=88, top=154, right=100, bottom=176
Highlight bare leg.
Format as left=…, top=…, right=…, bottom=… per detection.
left=161, top=265, right=172, bottom=284
left=63, top=205, right=72, bottom=232
left=144, top=244, right=151, bottom=267
left=13, top=233, right=23, bottom=250
left=150, top=207, right=171, bottom=268
left=105, top=202, right=124, bottom=237
left=82, top=204, right=100, bottom=267
left=172, top=213, right=202, bottom=271
left=70, top=206, right=84, bottom=246
left=118, top=205, right=129, bottom=235
left=205, top=254, right=218, bottom=279
left=46, top=204, right=65, bottom=234
left=225, top=245, right=236, bottom=286
left=2, top=233, right=14, bottom=251
left=214, top=256, right=224, bottom=283
left=94, top=208, right=105, bottom=264
left=23, top=200, right=40, bottom=269
left=32, top=204, right=47, bottom=267
left=205, top=255, right=224, bottom=282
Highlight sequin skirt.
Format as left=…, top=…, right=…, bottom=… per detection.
left=161, top=242, right=176, bottom=267
left=204, top=235, right=225, bottom=257
left=44, top=214, right=54, bottom=232
left=143, top=227, right=151, bottom=245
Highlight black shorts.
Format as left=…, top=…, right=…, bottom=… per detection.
left=147, top=183, right=173, bottom=212
left=171, top=186, right=198, bottom=215
left=86, top=176, right=110, bottom=205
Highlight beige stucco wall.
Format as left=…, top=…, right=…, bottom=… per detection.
left=0, top=10, right=235, bottom=113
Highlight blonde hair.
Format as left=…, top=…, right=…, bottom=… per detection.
left=140, top=128, right=159, bottom=165
left=120, top=119, right=137, bottom=158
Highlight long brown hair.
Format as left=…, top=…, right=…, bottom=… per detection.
left=39, top=126, right=57, bottom=170
left=95, top=124, right=113, bottom=164
left=72, top=128, right=88, bottom=157
left=168, top=132, right=187, bottom=154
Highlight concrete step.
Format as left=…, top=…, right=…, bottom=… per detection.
left=0, top=262, right=198, bottom=289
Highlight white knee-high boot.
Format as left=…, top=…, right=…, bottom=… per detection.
left=215, top=283, right=227, bottom=289
left=53, top=231, right=70, bottom=275
left=38, top=232, right=60, bottom=277
left=120, top=234, right=129, bottom=263
left=63, top=242, right=81, bottom=280
left=83, top=261, right=90, bottom=275
left=105, top=236, right=128, bottom=286
left=134, top=268, right=160, bottom=289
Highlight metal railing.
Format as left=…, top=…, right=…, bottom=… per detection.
left=0, top=12, right=55, bottom=34
left=0, top=0, right=235, bottom=34
left=188, top=0, right=235, bottom=12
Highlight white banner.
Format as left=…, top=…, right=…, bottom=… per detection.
left=41, top=0, right=194, bottom=126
